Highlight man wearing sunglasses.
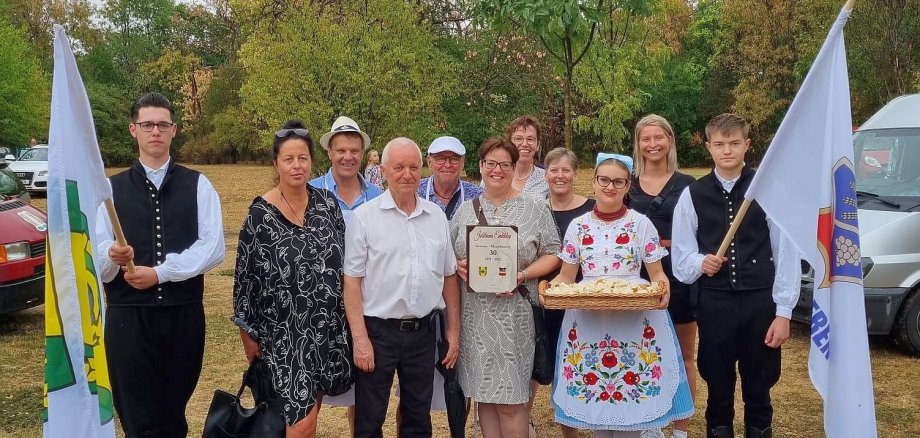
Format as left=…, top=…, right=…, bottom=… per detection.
left=310, top=116, right=383, bottom=225
left=95, top=92, right=226, bottom=437
left=416, top=136, right=483, bottom=220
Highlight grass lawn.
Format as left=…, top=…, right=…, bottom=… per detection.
left=2, top=164, right=918, bottom=437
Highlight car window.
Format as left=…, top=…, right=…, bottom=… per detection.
left=18, top=148, right=48, bottom=161
left=855, top=128, right=920, bottom=198
left=0, top=169, right=26, bottom=198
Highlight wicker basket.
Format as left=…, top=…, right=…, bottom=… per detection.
left=538, top=280, right=666, bottom=311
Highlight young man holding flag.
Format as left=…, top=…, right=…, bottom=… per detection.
left=95, top=93, right=225, bottom=437
left=671, top=114, right=800, bottom=438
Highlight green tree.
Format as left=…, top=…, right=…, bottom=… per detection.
left=719, top=0, right=838, bottom=154
left=0, top=16, right=49, bottom=146
left=235, top=0, right=458, bottom=169
left=573, top=0, right=687, bottom=152
left=475, top=0, right=654, bottom=150
left=846, top=0, right=920, bottom=120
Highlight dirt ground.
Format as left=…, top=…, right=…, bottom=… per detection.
left=1, top=164, right=918, bottom=437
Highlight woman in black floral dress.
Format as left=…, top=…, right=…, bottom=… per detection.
left=233, top=120, right=353, bottom=437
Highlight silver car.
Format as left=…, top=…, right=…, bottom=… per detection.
left=793, top=94, right=920, bottom=356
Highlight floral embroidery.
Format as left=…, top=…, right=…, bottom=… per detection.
left=561, top=319, right=665, bottom=404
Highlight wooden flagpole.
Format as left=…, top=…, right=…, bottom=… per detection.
left=715, top=198, right=752, bottom=258
left=104, top=198, right=135, bottom=273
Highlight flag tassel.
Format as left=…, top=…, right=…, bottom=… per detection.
left=103, top=198, right=135, bottom=273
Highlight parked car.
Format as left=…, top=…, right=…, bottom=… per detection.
left=0, top=166, right=46, bottom=314
left=0, top=147, right=14, bottom=168
left=8, top=145, right=49, bottom=193
left=793, top=94, right=920, bottom=356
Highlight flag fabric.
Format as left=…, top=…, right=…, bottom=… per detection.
left=745, top=7, right=877, bottom=438
left=43, top=25, right=116, bottom=438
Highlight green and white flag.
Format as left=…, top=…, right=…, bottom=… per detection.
left=43, top=24, right=115, bottom=438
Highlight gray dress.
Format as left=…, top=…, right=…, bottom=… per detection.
left=450, top=193, right=561, bottom=404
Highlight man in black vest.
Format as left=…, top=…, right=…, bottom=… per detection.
left=671, top=114, right=800, bottom=438
left=95, top=93, right=225, bottom=437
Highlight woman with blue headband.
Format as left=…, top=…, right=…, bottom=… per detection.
left=549, top=153, right=693, bottom=437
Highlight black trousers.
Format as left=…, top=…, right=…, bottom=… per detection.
left=355, top=314, right=436, bottom=438
left=697, top=288, right=781, bottom=430
left=105, top=303, right=206, bottom=438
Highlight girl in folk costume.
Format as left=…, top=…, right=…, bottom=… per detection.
left=551, top=154, right=693, bottom=438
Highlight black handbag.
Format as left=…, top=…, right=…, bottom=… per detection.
left=517, top=285, right=554, bottom=385
left=201, top=358, right=285, bottom=438
left=472, top=197, right=555, bottom=385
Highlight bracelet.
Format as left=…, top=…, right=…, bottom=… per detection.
left=521, top=269, right=529, bottom=282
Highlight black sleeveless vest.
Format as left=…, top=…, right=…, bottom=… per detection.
left=688, top=166, right=775, bottom=291
left=104, top=160, right=204, bottom=306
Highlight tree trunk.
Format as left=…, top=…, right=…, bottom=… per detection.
left=564, top=64, right=574, bottom=150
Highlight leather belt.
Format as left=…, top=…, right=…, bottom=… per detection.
left=367, top=310, right=436, bottom=332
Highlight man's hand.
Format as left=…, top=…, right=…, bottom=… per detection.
left=441, top=329, right=460, bottom=369
left=353, top=336, right=375, bottom=372
left=702, top=254, right=727, bottom=276
left=765, top=316, right=791, bottom=348
left=122, top=266, right=159, bottom=290
left=109, top=243, right=134, bottom=266
left=457, top=259, right=468, bottom=282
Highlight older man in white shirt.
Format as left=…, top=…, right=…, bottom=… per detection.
left=344, top=137, right=460, bottom=438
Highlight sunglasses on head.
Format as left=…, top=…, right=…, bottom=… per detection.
left=275, top=128, right=309, bottom=138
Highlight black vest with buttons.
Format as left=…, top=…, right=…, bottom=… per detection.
left=104, top=160, right=204, bottom=306
left=688, top=166, right=775, bottom=291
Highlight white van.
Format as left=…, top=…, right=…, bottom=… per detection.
left=793, top=94, right=920, bottom=356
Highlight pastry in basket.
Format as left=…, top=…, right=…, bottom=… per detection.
left=543, top=278, right=662, bottom=296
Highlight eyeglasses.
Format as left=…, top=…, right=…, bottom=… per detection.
left=432, top=155, right=463, bottom=165
left=595, top=176, right=629, bottom=189
left=481, top=159, right=513, bottom=171
left=134, top=121, right=175, bottom=132
left=511, top=136, right=538, bottom=145
left=276, top=128, right=309, bottom=138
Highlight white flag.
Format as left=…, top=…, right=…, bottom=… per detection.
left=745, top=7, right=877, bottom=438
left=43, top=25, right=116, bottom=438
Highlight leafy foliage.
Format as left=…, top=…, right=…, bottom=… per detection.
left=0, top=15, right=49, bottom=146
left=236, top=0, right=458, bottom=171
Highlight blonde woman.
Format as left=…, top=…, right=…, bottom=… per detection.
left=629, top=115, right=697, bottom=438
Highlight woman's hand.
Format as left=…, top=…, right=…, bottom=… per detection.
left=457, top=259, right=468, bottom=282
left=494, top=272, right=524, bottom=298
left=656, top=280, right=671, bottom=310
left=240, top=330, right=261, bottom=363
left=645, top=260, right=671, bottom=310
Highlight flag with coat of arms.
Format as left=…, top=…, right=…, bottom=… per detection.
left=744, top=5, right=877, bottom=437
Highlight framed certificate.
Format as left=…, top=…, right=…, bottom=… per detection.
left=466, top=225, right=519, bottom=293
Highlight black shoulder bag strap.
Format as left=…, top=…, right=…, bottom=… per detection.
left=445, top=189, right=463, bottom=220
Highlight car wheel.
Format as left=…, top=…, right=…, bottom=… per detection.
left=895, top=289, right=920, bottom=357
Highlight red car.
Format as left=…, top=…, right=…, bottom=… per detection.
left=0, top=166, right=46, bottom=314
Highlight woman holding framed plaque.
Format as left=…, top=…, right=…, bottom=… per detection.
left=450, top=137, right=561, bottom=437
left=550, top=155, right=693, bottom=437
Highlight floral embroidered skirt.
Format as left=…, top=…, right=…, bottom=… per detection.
left=553, top=309, right=693, bottom=430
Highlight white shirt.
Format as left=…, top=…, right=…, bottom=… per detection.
left=344, top=190, right=457, bottom=319
left=95, top=158, right=226, bottom=283
left=671, top=168, right=800, bottom=318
